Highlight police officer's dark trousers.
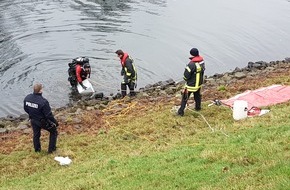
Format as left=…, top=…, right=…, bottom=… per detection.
left=178, top=88, right=201, bottom=115
left=31, top=119, right=58, bottom=152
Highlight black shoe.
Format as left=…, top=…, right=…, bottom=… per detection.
left=195, top=108, right=201, bottom=111
left=176, top=108, right=184, bottom=116
left=48, top=148, right=57, bottom=154
left=129, top=92, right=136, bottom=97
left=34, top=148, right=41, bottom=152
left=176, top=112, right=184, bottom=117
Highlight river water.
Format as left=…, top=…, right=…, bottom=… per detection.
left=1, top=0, right=290, bottom=118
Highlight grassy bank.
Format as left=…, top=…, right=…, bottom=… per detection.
left=1, top=69, right=290, bottom=189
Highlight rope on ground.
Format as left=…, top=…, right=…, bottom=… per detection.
left=219, top=128, right=229, bottom=137
left=187, top=108, right=215, bottom=132
left=121, top=102, right=138, bottom=115
left=170, top=105, right=180, bottom=114
left=104, top=101, right=139, bottom=117
left=171, top=105, right=229, bottom=137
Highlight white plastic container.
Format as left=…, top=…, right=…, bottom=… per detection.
left=77, top=79, right=95, bottom=94
left=233, top=100, right=248, bottom=120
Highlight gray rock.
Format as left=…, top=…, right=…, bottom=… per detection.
left=5, top=115, right=15, bottom=121
left=248, top=61, right=268, bottom=69
left=99, top=104, right=107, bottom=109
left=72, top=118, right=82, bottom=124
left=165, top=78, right=175, bottom=85
left=0, top=128, right=7, bottom=134
left=94, top=104, right=100, bottom=109
left=137, top=92, right=149, bottom=98
left=144, top=84, right=153, bottom=90
left=19, top=114, right=29, bottom=120
left=75, top=108, right=82, bottom=114
left=285, top=57, right=290, bottom=62
left=165, top=87, right=176, bottom=95
left=159, top=90, right=167, bottom=96
left=7, top=127, right=17, bottom=132
left=213, top=73, right=223, bottom=79
left=204, top=78, right=216, bottom=85
left=234, top=72, right=247, bottom=79
left=86, top=106, right=95, bottom=111
left=264, top=67, right=275, bottom=72
left=153, top=81, right=163, bottom=87
left=0, top=120, right=12, bottom=128
left=0, top=121, right=5, bottom=128
left=17, top=124, right=29, bottom=130
left=221, top=75, right=232, bottom=83
left=233, top=67, right=242, bottom=72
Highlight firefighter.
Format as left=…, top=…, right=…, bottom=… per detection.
left=115, top=49, right=137, bottom=97
left=76, top=58, right=90, bottom=90
left=177, top=48, right=205, bottom=116
left=68, top=57, right=90, bottom=90
left=24, top=83, right=59, bottom=153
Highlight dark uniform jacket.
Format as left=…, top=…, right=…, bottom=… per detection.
left=24, top=93, right=57, bottom=125
left=120, top=53, right=137, bottom=82
left=183, top=56, right=205, bottom=92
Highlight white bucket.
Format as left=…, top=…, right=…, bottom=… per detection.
left=233, top=100, right=248, bottom=120
left=77, top=79, right=95, bottom=94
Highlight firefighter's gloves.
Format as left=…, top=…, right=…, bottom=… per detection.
left=80, top=82, right=87, bottom=90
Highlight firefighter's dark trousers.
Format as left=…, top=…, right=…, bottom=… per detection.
left=121, top=81, right=135, bottom=97
left=178, top=88, right=201, bottom=116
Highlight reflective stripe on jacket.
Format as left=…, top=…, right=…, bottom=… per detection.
left=183, top=56, right=205, bottom=92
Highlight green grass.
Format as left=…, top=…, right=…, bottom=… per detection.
left=1, top=101, right=289, bottom=190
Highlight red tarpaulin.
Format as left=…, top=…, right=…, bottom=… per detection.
left=221, top=85, right=290, bottom=109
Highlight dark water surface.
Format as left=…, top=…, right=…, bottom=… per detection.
left=1, top=0, right=290, bottom=117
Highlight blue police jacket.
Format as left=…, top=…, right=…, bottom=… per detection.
left=24, top=93, right=57, bottom=123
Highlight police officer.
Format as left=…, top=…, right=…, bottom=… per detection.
left=24, top=83, right=58, bottom=153
left=177, top=48, right=205, bottom=116
left=115, top=49, right=137, bottom=97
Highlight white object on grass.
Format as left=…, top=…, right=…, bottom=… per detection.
left=259, top=109, right=270, bottom=116
left=54, top=156, right=72, bottom=165
left=233, top=100, right=248, bottom=120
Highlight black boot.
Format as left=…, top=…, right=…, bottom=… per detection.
left=121, top=83, right=127, bottom=97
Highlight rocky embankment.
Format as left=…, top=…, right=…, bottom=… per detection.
left=1, top=57, right=290, bottom=137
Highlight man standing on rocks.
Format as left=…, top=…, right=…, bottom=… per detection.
left=24, top=83, right=58, bottom=154
left=177, top=48, right=205, bottom=116
left=115, top=49, right=137, bottom=97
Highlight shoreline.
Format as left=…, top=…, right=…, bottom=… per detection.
left=0, top=57, right=289, bottom=135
